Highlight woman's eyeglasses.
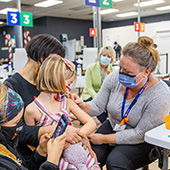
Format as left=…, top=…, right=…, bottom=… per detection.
left=119, top=67, right=136, bottom=77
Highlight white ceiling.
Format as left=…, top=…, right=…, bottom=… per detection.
left=0, top=0, right=170, bottom=22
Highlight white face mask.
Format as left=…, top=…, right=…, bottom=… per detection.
left=100, top=55, right=111, bottom=66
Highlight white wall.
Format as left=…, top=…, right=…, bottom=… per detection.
left=103, top=20, right=170, bottom=73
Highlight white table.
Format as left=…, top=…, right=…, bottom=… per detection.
left=145, top=124, right=170, bottom=170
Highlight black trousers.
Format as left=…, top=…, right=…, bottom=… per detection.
left=91, top=120, right=156, bottom=170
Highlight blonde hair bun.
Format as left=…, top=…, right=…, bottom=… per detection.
left=137, top=36, right=154, bottom=48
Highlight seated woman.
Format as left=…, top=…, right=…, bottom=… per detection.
left=4, top=34, right=82, bottom=163
left=82, top=46, right=116, bottom=123
left=24, top=56, right=100, bottom=170
left=0, top=83, right=71, bottom=170
left=72, top=36, right=170, bottom=170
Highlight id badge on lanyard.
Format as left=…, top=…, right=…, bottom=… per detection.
left=114, top=77, right=149, bottom=132
left=114, top=124, right=126, bottom=131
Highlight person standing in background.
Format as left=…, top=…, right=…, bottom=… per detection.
left=82, top=46, right=116, bottom=123
left=113, top=41, right=122, bottom=61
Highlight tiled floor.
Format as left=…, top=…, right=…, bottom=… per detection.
left=148, top=158, right=170, bottom=170
left=103, top=158, right=170, bottom=169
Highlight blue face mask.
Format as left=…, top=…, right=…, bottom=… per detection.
left=100, top=56, right=111, bottom=66
left=119, top=71, right=143, bottom=88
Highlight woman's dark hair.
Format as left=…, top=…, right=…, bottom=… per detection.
left=26, top=34, right=65, bottom=62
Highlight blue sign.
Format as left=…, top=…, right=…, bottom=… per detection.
left=85, top=0, right=99, bottom=7
left=7, top=11, right=20, bottom=26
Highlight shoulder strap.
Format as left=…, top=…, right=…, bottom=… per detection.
left=61, top=98, right=67, bottom=110
left=34, top=98, right=47, bottom=112
left=34, top=98, right=61, bottom=123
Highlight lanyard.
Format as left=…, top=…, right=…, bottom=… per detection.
left=100, top=67, right=107, bottom=84
left=120, top=77, right=149, bottom=124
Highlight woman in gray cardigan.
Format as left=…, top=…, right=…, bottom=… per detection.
left=72, top=36, right=170, bottom=170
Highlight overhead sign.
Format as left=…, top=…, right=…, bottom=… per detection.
left=20, top=12, right=33, bottom=27
left=100, top=0, right=112, bottom=8
left=7, top=11, right=20, bottom=26
left=134, top=22, right=140, bottom=32
left=89, top=28, right=97, bottom=37
left=7, top=11, right=33, bottom=27
left=85, top=0, right=99, bottom=7
left=134, top=22, right=145, bottom=32
left=85, top=0, right=112, bottom=8
left=140, top=22, right=145, bottom=32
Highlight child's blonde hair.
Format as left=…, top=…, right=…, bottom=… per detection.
left=0, top=83, right=8, bottom=123
left=65, top=67, right=76, bottom=81
left=36, top=55, right=76, bottom=93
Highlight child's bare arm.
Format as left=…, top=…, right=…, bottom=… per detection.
left=24, top=103, right=37, bottom=125
left=67, top=98, right=96, bottom=136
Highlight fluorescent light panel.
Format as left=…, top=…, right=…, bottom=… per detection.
left=100, top=9, right=119, bottom=15
left=112, top=0, right=124, bottom=2
left=34, top=0, right=63, bottom=7
left=0, top=0, right=12, bottom=2
left=116, top=12, right=138, bottom=17
left=156, top=5, right=170, bottom=11
left=0, top=8, right=18, bottom=14
left=134, top=0, right=165, bottom=7
left=0, top=21, right=4, bottom=24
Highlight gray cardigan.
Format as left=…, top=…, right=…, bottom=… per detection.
left=89, top=70, right=170, bottom=144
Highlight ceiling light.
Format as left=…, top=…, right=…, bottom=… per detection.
left=156, top=5, right=170, bottom=11
left=112, top=0, right=124, bottom=2
left=0, top=0, right=12, bottom=2
left=116, top=12, right=138, bottom=17
left=34, top=0, right=63, bottom=7
left=100, top=9, right=119, bottom=15
left=134, top=0, right=165, bottom=7
left=0, top=8, right=18, bottom=14
left=0, top=21, right=4, bottom=24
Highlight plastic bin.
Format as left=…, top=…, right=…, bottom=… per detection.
left=163, top=115, right=170, bottom=130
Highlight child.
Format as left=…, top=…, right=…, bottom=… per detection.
left=24, top=56, right=101, bottom=170
left=0, top=83, right=68, bottom=170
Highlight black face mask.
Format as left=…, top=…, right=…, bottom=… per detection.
left=1, top=120, right=24, bottom=142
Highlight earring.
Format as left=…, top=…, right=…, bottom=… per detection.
left=35, top=63, right=39, bottom=75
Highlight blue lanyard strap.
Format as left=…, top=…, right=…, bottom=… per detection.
left=121, top=77, right=149, bottom=120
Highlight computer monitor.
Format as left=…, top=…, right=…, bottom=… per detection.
left=83, top=48, right=98, bottom=70
left=13, top=48, right=28, bottom=73
left=63, top=39, right=76, bottom=61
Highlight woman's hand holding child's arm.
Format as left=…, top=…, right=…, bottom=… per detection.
left=70, top=94, right=91, bottom=114
left=65, top=126, right=82, bottom=144
left=88, top=133, right=116, bottom=145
